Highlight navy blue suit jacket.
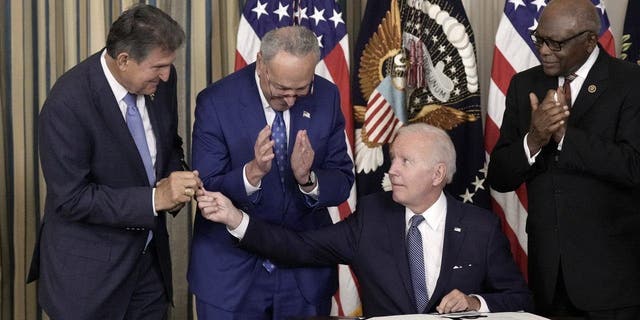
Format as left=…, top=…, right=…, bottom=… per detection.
left=27, top=51, right=184, bottom=319
left=188, top=63, right=354, bottom=309
left=241, top=192, right=532, bottom=317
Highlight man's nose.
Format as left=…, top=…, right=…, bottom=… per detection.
left=283, top=96, right=296, bottom=107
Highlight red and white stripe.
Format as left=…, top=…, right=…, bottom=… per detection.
left=364, top=90, right=402, bottom=145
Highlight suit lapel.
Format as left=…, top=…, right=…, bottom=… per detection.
left=240, top=64, right=269, bottom=149
left=387, top=201, right=415, bottom=308
left=88, top=53, right=150, bottom=185
left=570, top=50, right=609, bottom=123
left=428, top=195, right=466, bottom=311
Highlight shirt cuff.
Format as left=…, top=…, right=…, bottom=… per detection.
left=523, top=133, right=540, bottom=165
left=228, top=211, right=249, bottom=240
left=470, top=294, right=490, bottom=313
left=243, top=164, right=261, bottom=195
left=152, top=188, right=158, bottom=216
left=298, top=181, right=319, bottom=199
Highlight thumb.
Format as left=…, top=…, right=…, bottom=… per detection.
left=529, top=92, right=539, bottom=112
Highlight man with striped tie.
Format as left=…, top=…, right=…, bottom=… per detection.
left=196, top=123, right=531, bottom=317
left=28, top=4, right=201, bottom=319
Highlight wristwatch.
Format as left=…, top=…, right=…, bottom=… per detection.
left=300, top=171, right=316, bottom=187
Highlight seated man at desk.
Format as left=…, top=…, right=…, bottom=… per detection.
left=196, top=123, right=532, bottom=317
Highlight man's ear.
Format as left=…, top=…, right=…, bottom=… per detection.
left=586, top=32, right=598, bottom=53
left=116, top=52, right=130, bottom=71
left=256, top=52, right=264, bottom=74
left=432, top=163, right=447, bottom=186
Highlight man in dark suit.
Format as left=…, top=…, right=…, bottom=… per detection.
left=196, top=123, right=531, bottom=317
left=27, top=4, right=201, bottom=319
left=488, top=0, right=640, bottom=318
left=188, top=26, right=354, bottom=319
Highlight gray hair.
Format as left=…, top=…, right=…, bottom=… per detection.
left=106, top=4, right=185, bottom=61
left=260, top=26, right=320, bottom=63
left=396, top=123, right=457, bottom=183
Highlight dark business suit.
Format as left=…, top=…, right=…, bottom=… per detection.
left=188, top=63, right=354, bottom=311
left=27, top=51, right=183, bottom=319
left=239, top=192, right=531, bottom=317
left=488, top=48, right=640, bottom=312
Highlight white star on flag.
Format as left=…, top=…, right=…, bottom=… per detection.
left=273, top=2, right=289, bottom=21
left=310, top=7, right=326, bottom=26
left=329, top=9, right=344, bottom=28
left=252, top=0, right=268, bottom=19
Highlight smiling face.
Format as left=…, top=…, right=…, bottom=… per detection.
left=535, top=0, right=598, bottom=77
left=388, top=130, right=446, bottom=213
left=116, top=47, right=176, bottom=95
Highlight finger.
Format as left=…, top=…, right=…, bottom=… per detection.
left=450, top=298, right=467, bottom=312
left=529, top=92, right=540, bottom=112
left=255, top=125, right=272, bottom=148
left=260, top=140, right=276, bottom=155
left=297, top=130, right=313, bottom=148
left=437, top=295, right=452, bottom=313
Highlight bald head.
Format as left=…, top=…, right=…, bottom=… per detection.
left=542, top=0, right=600, bottom=34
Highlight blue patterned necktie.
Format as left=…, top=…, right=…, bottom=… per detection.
left=262, top=110, right=288, bottom=273
left=271, top=110, right=288, bottom=187
left=124, top=93, right=155, bottom=249
left=124, top=93, right=155, bottom=185
left=407, top=214, right=428, bottom=313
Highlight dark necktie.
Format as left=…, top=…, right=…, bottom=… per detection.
left=271, top=110, right=288, bottom=187
left=563, top=73, right=577, bottom=108
left=407, top=214, right=428, bottom=313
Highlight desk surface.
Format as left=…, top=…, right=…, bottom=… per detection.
left=369, top=312, right=548, bottom=320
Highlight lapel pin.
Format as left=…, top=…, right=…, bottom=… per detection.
left=453, top=227, right=462, bottom=232
left=587, top=84, right=596, bottom=93
left=453, top=265, right=462, bottom=269
left=303, top=111, right=311, bottom=118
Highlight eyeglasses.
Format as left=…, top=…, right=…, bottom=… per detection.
left=530, top=30, right=591, bottom=52
left=264, top=68, right=314, bottom=100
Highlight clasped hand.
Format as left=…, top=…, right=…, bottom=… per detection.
left=527, top=88, right=570, bottom=154
left=154, top=170, right=202, bottom=212
left=246, top=125, right=315, bottom=186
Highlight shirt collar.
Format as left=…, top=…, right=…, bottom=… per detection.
left=405, top=191, right=447, bottom=231
left=567, top=46, right=599, bottom=82
left=100, top=49, right=129, bottom=103
left=254, top=70, right=271, bottom=111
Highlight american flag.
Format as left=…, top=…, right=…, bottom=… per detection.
left=484, top=0, right=615, bottom=278
left=235, top=0, right=360, bottom=316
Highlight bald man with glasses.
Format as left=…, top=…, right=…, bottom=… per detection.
left=188, top=26, right=354, bottom=320
left=488, top=0, right=640, bottom=318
